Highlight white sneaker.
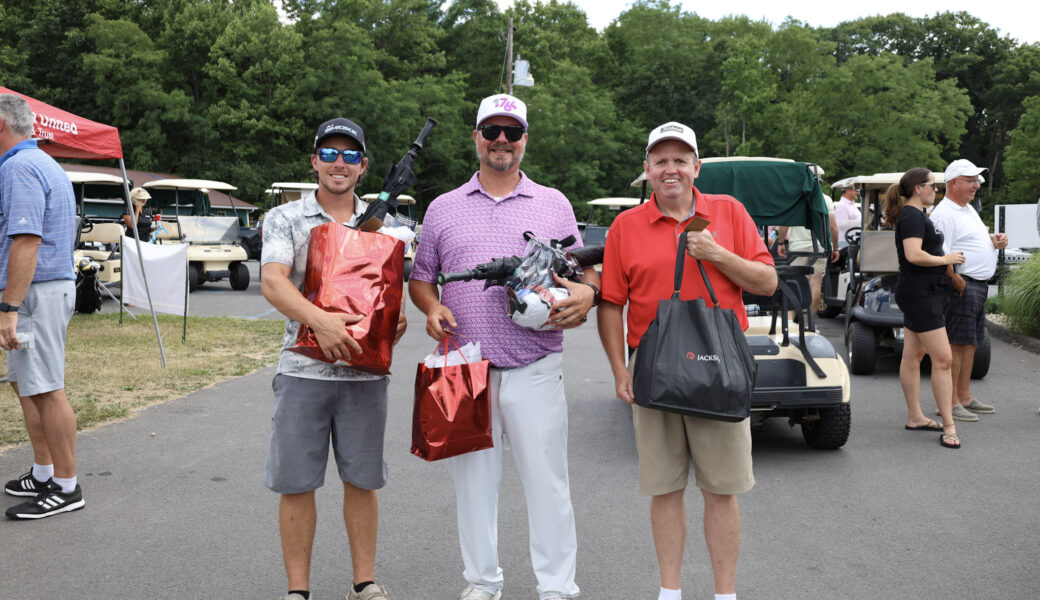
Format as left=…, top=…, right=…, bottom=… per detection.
left=459, top=586, right=501, bottom=600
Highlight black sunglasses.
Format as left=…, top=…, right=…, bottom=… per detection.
left=316, top=148, right=364, bottom=164
left=478, top=124, right=525, bottom=142
left=919, top=182, right=938, bottom=190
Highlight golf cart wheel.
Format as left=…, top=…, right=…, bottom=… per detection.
left=801, top=403, right=851, bottom=449
left=189, top=263, right=201, bottom=291
left=229, top=262, right=250, bottom=291
left=970, top=331, right=991, bottom=380
left=403, top=257, right=413, bottom=282
left=848, top=321, right=876, bottom=375
left=817, top=303, right=842, bottom=319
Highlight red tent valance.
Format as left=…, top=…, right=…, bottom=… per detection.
left=0, top=86, right=123, bottom=160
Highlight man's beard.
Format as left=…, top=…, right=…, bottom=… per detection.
left=478, top=146, right=524, bottom=172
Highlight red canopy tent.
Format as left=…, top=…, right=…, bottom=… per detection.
left=0, top=86, right=123, bottom=160
left=0, top=86, right=168, bottom=365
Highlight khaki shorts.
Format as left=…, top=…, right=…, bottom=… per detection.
left=629, top=348, right=755, bottom=496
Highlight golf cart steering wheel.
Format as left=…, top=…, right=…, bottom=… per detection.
left=79, top=215, right=94, bottom=234
left=845, top=226, right=861, bottom=245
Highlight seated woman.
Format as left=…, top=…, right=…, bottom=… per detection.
left=888, top=168, right=965, bottom=449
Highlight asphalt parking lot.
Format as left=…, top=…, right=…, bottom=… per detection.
left=3, top=259, right=1039, bottom=600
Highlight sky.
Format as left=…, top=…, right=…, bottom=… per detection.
left=493, top=0, right=1040, bottom=45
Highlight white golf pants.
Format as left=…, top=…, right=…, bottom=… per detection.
left=448, top=352, right=580, bottom=599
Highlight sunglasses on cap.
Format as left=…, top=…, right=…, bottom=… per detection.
left=478, top=124, right=526, bottom=142
left=316, top=148, right=364, bottom=164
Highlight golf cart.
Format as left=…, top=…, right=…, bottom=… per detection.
left=144, top=179, right=250, bottom=291
left=240, top=182, right=320, bottom=260
left=842, top=173, right=991, bottom=378
left=581, top=197, right=641, bottom=245
left=362, top=193, right=417, bottom=280
left=68, top=171, right=127, bottom=313
left=694, top=158, right=852, bottom=449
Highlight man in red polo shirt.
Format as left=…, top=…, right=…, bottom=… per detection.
left=597, top=122, right=776, bottom=600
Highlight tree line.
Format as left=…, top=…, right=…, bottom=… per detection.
left=3, top=0, right=1039, bottom=219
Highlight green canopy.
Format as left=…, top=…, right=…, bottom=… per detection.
left=696, top=160, right=831, bottom=253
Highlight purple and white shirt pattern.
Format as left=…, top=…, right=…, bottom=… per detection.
left=411, top=172, right=581, bottom=368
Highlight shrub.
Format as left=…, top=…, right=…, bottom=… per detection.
left=1002, top=253, right=1040, bottom=338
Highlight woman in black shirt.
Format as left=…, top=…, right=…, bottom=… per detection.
left=886, top=168, right=965, bottom=449
left=122, top=187, right=154, bottom=241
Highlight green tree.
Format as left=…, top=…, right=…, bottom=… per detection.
left=769, top=54, right=971, bottom=176
left=826, top=12, right=1017, bottom=187
left=0, top=4, right=31, bottom=92
left=710, top=35, right=774, bottom=156
left=604, top=1, right=720, bottom=134
left=1003, top=96, right=1040, bottom=201
left=517, top=60, right=642, bottom=205
left=203, top=1, right=307, bottom=200
left=81, top=14, right=194, bottom=172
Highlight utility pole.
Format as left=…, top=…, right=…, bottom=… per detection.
left=506, top=17, right=514, bottom=95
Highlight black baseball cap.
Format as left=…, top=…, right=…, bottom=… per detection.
left=313, top=118, right=366, bottom=152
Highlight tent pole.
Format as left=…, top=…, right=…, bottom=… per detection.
left=118, top=160, right=167, bottom=368
left=183, top=257, right=188, bottom=342
left=119, top=250, right=124, bottom=326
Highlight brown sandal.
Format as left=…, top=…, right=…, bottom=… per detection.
left=940, top=432, right=961, bottom=449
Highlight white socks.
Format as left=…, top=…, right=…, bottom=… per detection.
left=52, top=476, right=77, bottom=494
left=658, top=588, right=735, bottom=600
left=32, top=463, right=53, bottom=482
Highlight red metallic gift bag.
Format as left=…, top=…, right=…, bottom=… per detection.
left=411, top=336, right=493, bottom=462
left=290, top=222, right=404, bottom=375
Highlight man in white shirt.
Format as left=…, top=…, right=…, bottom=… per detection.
left=929, top=159, right=1008, bottom=421
left=834, top=185, right=861, bottom=249
left=775, top=192, right=839, bottom=316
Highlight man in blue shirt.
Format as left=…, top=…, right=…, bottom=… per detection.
left=0, top=93, right=82, bottom=519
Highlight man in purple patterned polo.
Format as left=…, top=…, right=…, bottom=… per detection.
left=410, top=94, right=599, bottom=600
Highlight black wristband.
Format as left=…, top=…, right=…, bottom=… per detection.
left=584, top=282, right=601, bottom=307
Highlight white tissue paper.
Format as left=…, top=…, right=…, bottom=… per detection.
left=423, top=341, right=482, bottom=368
left=376, top=224, right=417, bottom=246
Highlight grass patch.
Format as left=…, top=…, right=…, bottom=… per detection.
left=1, top=313, right=283, bottom=448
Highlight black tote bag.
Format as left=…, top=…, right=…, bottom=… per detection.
left=632, top=232, right=757, bottom=422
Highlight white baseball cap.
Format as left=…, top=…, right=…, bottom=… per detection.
left=944, top=158, right=987, bottom=182
left=476, top=94, right=528, bottom=129
left=646, top=122, right=698, bottom=155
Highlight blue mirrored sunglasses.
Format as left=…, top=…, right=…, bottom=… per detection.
left=316, top=148, right=364, bottom=164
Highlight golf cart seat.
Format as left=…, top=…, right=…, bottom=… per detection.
left=154, top=222, right=181, bottom=241
left=77, top=222, right=124, bottom=262
left=79, top=222, right=123, bottom=245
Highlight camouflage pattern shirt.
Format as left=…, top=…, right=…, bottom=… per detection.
left=260, top=190, right=383, bottom=381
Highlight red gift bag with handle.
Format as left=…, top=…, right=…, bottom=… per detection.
left=290, top=222, right=404, bottom=375
left=411, top=335, right=493, bottom=461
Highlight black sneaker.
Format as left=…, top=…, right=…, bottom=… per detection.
left=4, top=471, right=48, bottom=497
left=5, top=481, right=85, bottom=519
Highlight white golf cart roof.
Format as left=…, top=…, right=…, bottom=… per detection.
left=144, top=179, right=237, bottom=192
left=65, top=171, right=125, bottom=185
left=268, top=182, right=318, bottom=192
left=829, top=172, right=987, bottom=190
left=587, top=197, right=641, bottom=209
left=630, top=156, right=823, bottom=187
left=361, top=193, right=416, bottom=206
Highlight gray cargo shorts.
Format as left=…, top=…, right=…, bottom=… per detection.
left=264, top=373, right=390, bottom=494
left=6, top=279, right=75, bottom=397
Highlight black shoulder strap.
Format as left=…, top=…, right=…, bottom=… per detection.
left=674, top=231, right=719, bottom=306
